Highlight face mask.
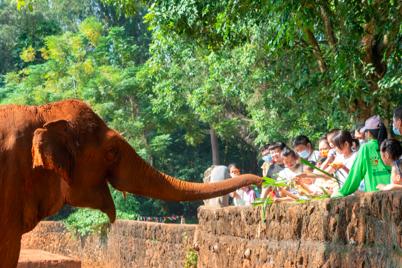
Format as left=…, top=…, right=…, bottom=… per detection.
left=298, top=150, right=310, bottom=159
left=262, top=155, right=272, bottom=163
left=320, top=150, right=329, bottom=158
left=393, top=124, right=401, bottom=136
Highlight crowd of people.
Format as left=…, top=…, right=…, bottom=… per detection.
left=205, top=106, right=402, bottom=207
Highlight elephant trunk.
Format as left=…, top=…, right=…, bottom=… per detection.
left=108, top=143, right=261, bottom=201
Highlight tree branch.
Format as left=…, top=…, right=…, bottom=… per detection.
left=319, top=5, right=337, bottom=52
left=303, top=28, right=327, bottom=73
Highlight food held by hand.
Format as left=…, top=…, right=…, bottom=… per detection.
left=329, top=162, right=344, bottom=170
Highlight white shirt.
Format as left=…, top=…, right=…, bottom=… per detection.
left=308, top=150, right=321, bottom=163
left=233, top=188, right=255, bottom=206
left=334, top=152, right=357, bottom=185
left=233, top=189, right=246, bottom=206
left=278, top=164, right=304, bottom=182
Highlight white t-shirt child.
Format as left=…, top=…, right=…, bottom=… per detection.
left=334, top=152, right=357, bottom=185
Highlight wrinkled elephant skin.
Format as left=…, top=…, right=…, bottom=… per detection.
left=0, top=100, right=261, bottom=267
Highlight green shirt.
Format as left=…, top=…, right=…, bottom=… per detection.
left=336, top=139, right=391, bottom=197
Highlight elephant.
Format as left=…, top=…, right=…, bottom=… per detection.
left=0, top=99, right=261, bottom=267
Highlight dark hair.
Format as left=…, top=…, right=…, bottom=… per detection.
left=269, top=142, right=286, bottom=151
left=293, top=135, right=312, bottom=148
left=327, top=129, right=341, bottom=143
left=367, top=122, right=388, bottom=149
left=281, top=147, right=298, bottom=158
left=394, top=106, right=402, bottom=121
left=332, top=130, right=359, bottom=151
left=318, top=136, right=329, bottom=145
left=351, top=123, right=365, bottom=139
left=380, top=139, right=402, bottom=161
left=260, top=144, right=271, bottom=152
left=327, top=129, right=341, bottom=136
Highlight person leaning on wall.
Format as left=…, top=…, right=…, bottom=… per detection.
left=331, top=115, right=391, bottom=197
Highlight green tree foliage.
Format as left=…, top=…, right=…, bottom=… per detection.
left=141, top=0, right=401, bottom=145
left=6, top=0, right=401, bottom=232
left=0, top=17, right=153, bottom=225
left=0, top=0, right=61, bottom=75
left=0, top=14, right=243, bottom=228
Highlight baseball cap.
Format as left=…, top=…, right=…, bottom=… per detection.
left=360, top=115, right=381, bottom=133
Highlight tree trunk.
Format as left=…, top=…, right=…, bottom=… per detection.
left=210, top=128, right=220, bottom=165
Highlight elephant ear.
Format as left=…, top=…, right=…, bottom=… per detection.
left=32, top=119, right=76, bottom=184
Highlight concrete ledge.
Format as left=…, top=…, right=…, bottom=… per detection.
left=196, top=190, right=402, bottom=268
left=22, top=221, right=196, bottom=268
left=18, top=249, right=81, bottom=268
left=20, top=191, right=402, bottom=267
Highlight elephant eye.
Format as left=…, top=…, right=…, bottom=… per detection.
left=105, top=147, right=119, bottom=162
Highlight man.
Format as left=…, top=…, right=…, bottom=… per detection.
left=267, top=142, right=286, bottom=178
left=293, top=135, right=320, bottom=163
left=392, top=106, right=402, bottom=136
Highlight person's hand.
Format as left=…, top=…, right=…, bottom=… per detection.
left=376, top=184, right=396, bottom=191
left=331, top=191, right=343, bottom=198
left=329, top=162, right=344, bottom=170
left=295, top=174, right=314, bottom=184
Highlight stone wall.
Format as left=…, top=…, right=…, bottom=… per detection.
left=21, top=191, right=402, bottom=267
left=196, top=190, right=402, bottom=268
left=21, top=221, right=196, bottom=268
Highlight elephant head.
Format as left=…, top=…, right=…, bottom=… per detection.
left=31, top=100, right=261, bottom=222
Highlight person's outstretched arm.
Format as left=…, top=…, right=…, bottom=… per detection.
left=332, top=146, right=367, bottom=197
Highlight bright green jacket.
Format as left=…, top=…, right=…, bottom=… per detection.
left=336, top=139, right=391, bottom=197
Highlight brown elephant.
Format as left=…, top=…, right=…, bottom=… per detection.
left=0, top=99, right=261, bottom=267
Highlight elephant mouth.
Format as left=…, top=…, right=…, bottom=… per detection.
left=66, top=183, right=116, bottom=222
left=96, top=184, right=116, bottom=223
left=100, top=205, right=116, bottom=223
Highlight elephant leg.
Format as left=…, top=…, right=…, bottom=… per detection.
left=0, top=232, right=21, bottom=268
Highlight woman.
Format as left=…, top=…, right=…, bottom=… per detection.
left=332, top=115, right=391, bottom=197
left=327, top=130, right=359, bottom=185
left=317, top=136, right=331, bottom=166
left=229, top=164, right=256, bottom=206
left=320, top=129, right=340, bottom=170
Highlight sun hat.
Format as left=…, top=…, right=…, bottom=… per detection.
left=360, top=115, right=381, bottom=133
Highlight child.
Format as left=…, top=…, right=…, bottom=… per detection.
left=278, top=147, right=304, bottom=181
left=377, top=139, right=402, bottom=191
left=326, top=130, right=359, bottom=185
left=275, top=147, right=304, bottom=201
left=229, top=165, right=257, bottom=206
